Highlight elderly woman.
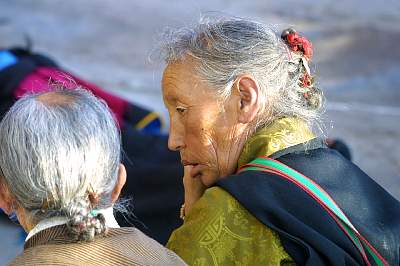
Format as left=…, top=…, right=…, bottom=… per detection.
left=161, top=18, right=400, bottom=265
left=0, top=88, right=186, bottom=265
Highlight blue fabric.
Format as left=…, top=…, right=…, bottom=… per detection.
left=139, top=118, right=163, bottom=135
left=0, top=51, right=17, bottom=70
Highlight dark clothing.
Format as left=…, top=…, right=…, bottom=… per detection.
left=118, top=126, right=183, bottom=244
left=218, top=144, right=400, bottom=265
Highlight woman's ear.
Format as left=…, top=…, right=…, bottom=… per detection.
left=232, top=75, right=260, bottom=124
left=111, top=164, right=127, bottom=203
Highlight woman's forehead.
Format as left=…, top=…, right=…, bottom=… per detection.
left=162, top=60, right=205, bottom=99
left=163, top=58, right=198, bottom=82
left=162, top=57, right=222, bottom=106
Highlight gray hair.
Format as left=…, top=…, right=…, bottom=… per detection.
left=160, top=16, right=324, bottom=130
left=0, top=87, right=121, bottom=241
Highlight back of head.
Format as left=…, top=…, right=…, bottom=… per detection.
left=0, top=87, right=121, bottom=241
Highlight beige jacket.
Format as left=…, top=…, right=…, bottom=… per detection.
left=9, top=225, right=186, bottom=266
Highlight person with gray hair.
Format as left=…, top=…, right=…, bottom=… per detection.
left=161, top=17, right=400, bottom=265
left=0, top=88, right=186, bottom=265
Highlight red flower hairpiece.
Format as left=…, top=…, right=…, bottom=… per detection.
left=281, top=28, right=313, bottom=60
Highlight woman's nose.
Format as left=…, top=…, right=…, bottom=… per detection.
left=168, top=121, right=185, bottom=151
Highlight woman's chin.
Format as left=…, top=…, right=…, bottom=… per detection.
left=198, top=170, right=220, bottom=188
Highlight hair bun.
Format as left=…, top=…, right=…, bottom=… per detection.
left=304, top=86, right=324, bottom=111
left=65, top=199, right=108, bottom=242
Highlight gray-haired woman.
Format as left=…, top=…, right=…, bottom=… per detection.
left=161, top=17, right=400, bottom=265
left=0, top=88, right=186, bottom=265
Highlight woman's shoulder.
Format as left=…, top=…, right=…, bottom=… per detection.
left=186, top=186, right=282, bottom=241
left=195, top=186, right=235, bottom=208
left=9, top=227, right=186, bottom=266
left=183, top=186, right=258, bottom=229
left=106, top=227, right=187, bottom=265
left=167, top=187, right=293, bottom=265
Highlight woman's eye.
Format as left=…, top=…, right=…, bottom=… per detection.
left=176, top=107, right=186, bottom=114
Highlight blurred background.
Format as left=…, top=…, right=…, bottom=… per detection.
left=0, top=0, right=399, bottom=264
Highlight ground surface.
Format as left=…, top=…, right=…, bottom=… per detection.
left=0, top=0, right=399, bottom=264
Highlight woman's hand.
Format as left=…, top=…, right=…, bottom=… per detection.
left=183, top=165, right=207, bottom=215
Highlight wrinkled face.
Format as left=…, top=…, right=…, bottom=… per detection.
left=162, top=58, right=247, bottom=187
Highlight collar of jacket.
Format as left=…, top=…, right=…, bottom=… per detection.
left=237, top=117, right=315, bottom=169
left=24, top=207, right=120, bottom=249
left=24, top=224, right=135, bottom=250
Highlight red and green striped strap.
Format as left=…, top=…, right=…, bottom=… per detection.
left=238, top=156, right=388, bottom=266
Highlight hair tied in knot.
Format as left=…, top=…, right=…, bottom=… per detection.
left=281, top=28, right=313, bottom=60
left=87, top=183, right=99, bottom=208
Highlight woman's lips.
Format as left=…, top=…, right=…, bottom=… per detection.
left=189, top=164, right=203, bottom=178
left=181, top=160, right=204, bottom=178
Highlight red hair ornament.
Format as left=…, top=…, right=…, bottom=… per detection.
left=281, top=28, right=313, bottom=60
left=282, top=28, right=316, bottom=102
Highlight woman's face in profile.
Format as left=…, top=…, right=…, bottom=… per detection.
left=162, top=58, right=243, bottom=187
